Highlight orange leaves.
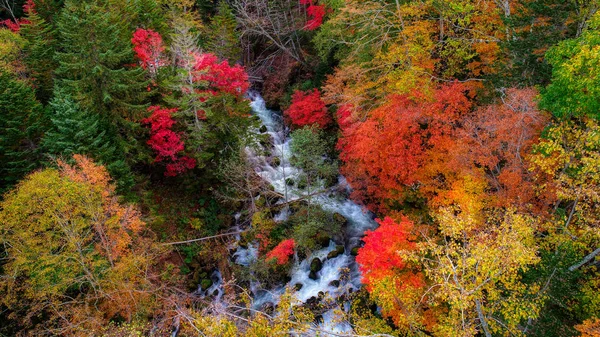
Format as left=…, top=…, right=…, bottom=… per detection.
left=337, top=82, right=470, bottom=212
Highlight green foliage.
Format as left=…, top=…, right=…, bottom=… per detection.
left=42, top=88, right=133, bottom=190
left=21, top=6, right=58, bottom=103
left=55, top=0, right=150, bottom=121
left=0, top=71, right=46, bottom=194
left=289, top=125, right=338, bottom=187
left=541, top=12, right=600, bottom=119
left=206, top=1, right=241, bottom=62
left=288, top=204, right=341, bottom=252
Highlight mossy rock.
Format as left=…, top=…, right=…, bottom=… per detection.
left=351, top=247, right=360, bottom=256
left=329, top=280, right=340, bottom=288
left=200, top=278, right=213, bottom=290
left=309, top=271, right=318, bottom=280
left=271, top=156, right=281, bottom=167
left=294, top=283, right=303, bottom=291
left=310, top=257, right=323, bottom=274
left=285, top=178, right=294, bottom=186
left=333, top=213, right=348, bottom=226
left=327, top=245, right=345, bottom=260
left=259, top=125, right=268, bottom=133
left=316, top=233, right=331, bottom=248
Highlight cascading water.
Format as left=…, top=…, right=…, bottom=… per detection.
left=233, top=92, right=379, bottom=334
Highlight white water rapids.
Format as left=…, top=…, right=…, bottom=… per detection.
left=225, top=92, right=379, bottom=335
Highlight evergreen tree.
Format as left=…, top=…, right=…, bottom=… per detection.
left=206, top=1, right=241, bottom=63
left=42, top=88, right=133, bottom=189
left=21, top=6, right=57, bottom=103
left=0, top=71, right=46, bottom=193
left=55, top=0, right=150, bottom=121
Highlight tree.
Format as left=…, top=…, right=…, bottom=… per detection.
left=415, top=207, right=542, bottom=337
left=142, top=105, right=196, bottom=176
left=0, top=155, right=156, bottom=336
left=42, top=88, right=133, bottom=189
left=541, top=11, right=600, bottom=119
left=300, top=0, right=326, bottom=31
left=131, top=27, right=166, bottom=74
left=356, top=216, right=425, bottom=332
left=0, top=70, right=46, bottom=193
left=266, top=239, right=295, bottom=265
left=289, top=125, right=338, bottom=188
left=20, top=0, right=57, bottom=103
left=206, top=1, right=241, bottom=63
left=55, top=0, right=149, bottom=121
left=285, top=89, right=331, bottom=128
left=337, top=83, right=471, bottom=212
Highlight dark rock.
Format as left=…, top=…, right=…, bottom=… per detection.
left=309, top=271, right=318, bottom=280
left=285, top=178, right=294, bottom=186
left=294, top=283, right=303, bottom=291
left=329, top=280, right=340, bottom=288
left=316, top=234, right=331, bottom=248
left=306, top=296, right=319, bottom=306
left=351, top=247, right=360, bottom=256
left=327, top=245, right=345, bottom=260
left=271, top=156, right=281, bottom=167
left=259, top=125, right=268, bottom=133
left=310, top=258, right=323, bottom=274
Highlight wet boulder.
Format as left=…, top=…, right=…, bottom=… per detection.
left=351, top=247, right=360, bottom=256
left=294, top=283, right=303, bottom=291
left=329, top=280, right=340, bottom=288
left=327, top=245, right=345, bottom=260
left=271, top=156, right=281, bottom=167
left=310, top=258, right=323, bottom=274
left=259, top=125, right=268, bottom=133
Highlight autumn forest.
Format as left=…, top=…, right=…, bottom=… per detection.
left=0, top=0, right=599, bottom=336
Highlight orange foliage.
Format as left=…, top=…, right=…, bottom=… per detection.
left=337, top=82, right=471, bottom=211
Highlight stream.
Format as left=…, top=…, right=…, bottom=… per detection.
left=208, top=92, right=379, bottom=335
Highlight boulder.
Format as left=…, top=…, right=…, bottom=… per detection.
left=294, top=283, right=303, bottom=291
left=329, top=280, right=340, bottom=288
left=351, top=247, right=360, bottom=256
left=259, top=125, right=268, bottom=133
left=327, top=245, right=345, bottom=260
left=310, top=258, right=323, bottom=274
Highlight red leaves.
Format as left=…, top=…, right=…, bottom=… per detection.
left=142, top=106, right=195, bottom=176
left=266, top=239, right=296, bottom=265
left=337, top=83, right=471, bottom=211
left=356, top=217, right=417, bottom=289
left=300, top=0, right=326, bottom=30
left=193, top=53, right=249, bottom=95
left=131, top=28, right=166, bottom=71
left=285, top=89, right=331, bottom=128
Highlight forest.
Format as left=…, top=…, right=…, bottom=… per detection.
left=0, top=0, right=599, bottom=336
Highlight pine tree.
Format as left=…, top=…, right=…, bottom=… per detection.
left=206, top=1, right=241, bottom=63
left=0, top=71, right=46, bottom=193
left=42, top=88, right=133, bottom=189
left=55, top=0, right=150, bottom=121
left=21, top=5, right=57, bottom=103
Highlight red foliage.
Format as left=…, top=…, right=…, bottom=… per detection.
left=337, top=83, right=471, bottom=211
left=0, top=18, right=30, bottom=32
left=142, top=106, right=196, bottom=176
left=300, top=0, right=326, bottom=30
left=131, top=28, right=166, bottom=71
left=285, top=89, right=331, bottom=128
left=266, top=239, right=296, bottom=265
left=193, top=53, right=249, bottom=95
left=356, top=217, right=418, bottom=288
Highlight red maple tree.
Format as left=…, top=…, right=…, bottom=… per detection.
left=266, top=239, right=296, bottom=265
left=193, top=53, right=249, bottom=95
left=142, top=106, right=195, bottom=176
left=300, top=0, right=326, bottom=30
left=285, top=89, right=331, bottom=128
left=131, top=28, right=166, bottom=71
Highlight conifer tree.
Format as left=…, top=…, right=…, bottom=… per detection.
left=42, top=88, right=133, bottom=189
left=0, top=71, right=46, bottom=193
left=21, top=4, right=57, bottom=103
left=55, top=0, right=149, bottom=121
left=207, top=1, right=241, bottom=63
